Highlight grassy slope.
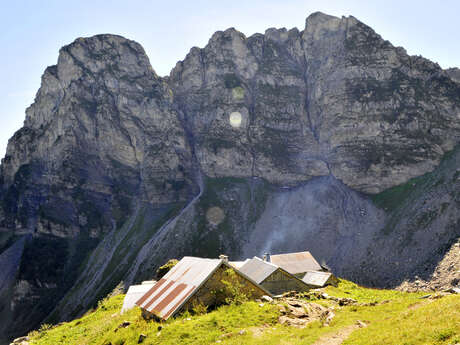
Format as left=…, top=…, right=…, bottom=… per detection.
left=28, top=280, right=460, bottom=345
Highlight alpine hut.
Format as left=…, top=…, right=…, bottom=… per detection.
left=268, top=251, right=322, bottom=278
left=135, top=256, right=270, bottom=320
left=238, top=257, right=311, bottom=295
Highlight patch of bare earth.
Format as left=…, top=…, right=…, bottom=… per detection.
left=312, top=321, right=367, bottom=345
left=248, top=324, right=272, bottom=338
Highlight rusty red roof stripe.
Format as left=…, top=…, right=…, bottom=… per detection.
left=143, top=280, right=175, bottom=310
left=151, top=283, right=189, bottom=315
left=177, top=267, right=191, bottom=279
left=135, top=257, right=225, bottom=319
left=162, top=287, right=195, bottom=319
left=135, top=278, right=166, bottom=306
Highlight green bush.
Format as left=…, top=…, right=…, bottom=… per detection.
left=220, top=269, right=248, bottom=305
left=156, top=259, right=179, bottom=279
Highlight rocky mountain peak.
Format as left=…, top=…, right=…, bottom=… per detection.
left=263, top=27, right=300, bottom=44
left=23, top=34, right=161, bottom=132
left=304, top=11, right=352, bottom=33
left=209, top=27, right=246, bottom=42
left=59, top=34, right=155, bottom=78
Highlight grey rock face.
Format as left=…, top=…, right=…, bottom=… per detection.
left=0, top=238, right=25, bottom=345
left=360, top=145, right=460, bottom=287
left=0, top=11, right=460, bottom=344
left=446, top=67, right=460, bottom=83
left=242, top=176, right=386, bottom=270
left=1, top=34, right=195, bottom=237
left=170, top=12, right=460, bottom=193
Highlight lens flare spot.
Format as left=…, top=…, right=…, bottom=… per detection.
left=229, top=112, right=242, bottom=128
left=206, top=206, right=225, bottom=226
left=232, top=86, right=245, bottom=100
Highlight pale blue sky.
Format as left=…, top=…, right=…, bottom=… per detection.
left=1, top=0, right=459, bottom=158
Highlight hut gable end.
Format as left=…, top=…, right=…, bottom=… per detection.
left=239, top=257, right=311, bottom=295
left=183, top=265, right=267, bottom=312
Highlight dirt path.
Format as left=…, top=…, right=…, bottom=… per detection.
left=312, top=324, right=363, bottom=345
left=407, top=300, right=428, bottom=310
left=311, top=298, right=434, bottom=345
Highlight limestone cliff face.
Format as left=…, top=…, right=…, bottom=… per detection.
left=1, top=34, right=195, bottom=237
left=170, top=12, right=460, bottom=193
left=447, top=67, right=460, bottom=83
left=0, top=12, right=459, bottom=344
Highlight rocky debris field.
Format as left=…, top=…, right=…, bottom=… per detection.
left=398, top=239, right=460, bottom=292
left=276, top=298, right=334, bottom=328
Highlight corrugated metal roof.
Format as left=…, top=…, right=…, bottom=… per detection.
left=121, top=282, right=156, bottom=313
left=238, top=257, right=279, bottom=284
left=136, top=256, right=222, bottom=319
left=269, top=251, right=322, bottom=274
left=302, top=271, right=334, bottom=287
left=229, top=259, right=249, bottom=269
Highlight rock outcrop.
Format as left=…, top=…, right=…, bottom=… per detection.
left=1, top=34, right=195, bottom=236
left=170, top=12, right=460, bottom=193
left=398, top=239, right=460, bottom=292
left=446, top=67, right=460, bottom=83
left=0, top=12, right=459, bottom=344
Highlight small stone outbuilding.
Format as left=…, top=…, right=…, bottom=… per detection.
left=239, top=257, right=311, bottom=295
left=135, top=256, right=270, bottom=320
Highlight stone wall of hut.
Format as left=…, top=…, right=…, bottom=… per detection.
left=182, top=265, right=266, bottom=312
left=261, top=269, right=310, bottom=295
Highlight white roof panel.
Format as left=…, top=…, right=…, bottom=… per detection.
left=302, top=271, right=333, bottom=287
left=121, top=282, right=156, bottom=313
